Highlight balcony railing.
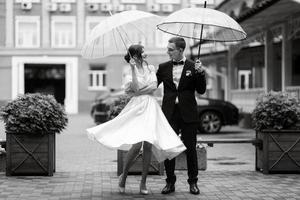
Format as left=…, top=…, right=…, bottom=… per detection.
left=231, top=88, right=265, bottom=113
left=286, top=86, right=300, bottom=99
left=230, top=86, right=300, bottom=113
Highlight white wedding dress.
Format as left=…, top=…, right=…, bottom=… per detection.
left=86, top=65, right=186, bottom=162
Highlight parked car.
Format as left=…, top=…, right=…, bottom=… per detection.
left=195, top=98, right=239, bottom=133
left=90, top=91, right=239, bottom=134
left=90, top=89, right=125, bottom=124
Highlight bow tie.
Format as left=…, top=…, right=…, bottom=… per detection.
left=172, top=61, right=184, bottom=66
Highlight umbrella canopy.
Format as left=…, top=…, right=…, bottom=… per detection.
left=81, top=10, right=161, bottom=59
left=156, top=7, right=246, bottom=42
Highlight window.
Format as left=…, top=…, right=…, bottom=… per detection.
left=155, top=0, right=180, bottom=3
left=190, top=0, right=215, bottom=5
left=15, top=16, right=40, bottom=48
left=88, top=65, right=107, bottom=90
left=85, top=16, right=107, bottom=41
left=15, top=0, right=40, bottom=2
left=238, top=70, right=252, bottom=90
left=50, top=0, right=75, bottom=2
left=120, top=0, right=145, bottom=3
left=86, top=0, right=110, bottom=2
left=206, top=76, right=213, bottom=90
left=51, top=16, right=76, bottom=48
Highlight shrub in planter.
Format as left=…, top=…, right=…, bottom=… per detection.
left=107, top=95, right=131, bottom=120
left=0, top=146, right=5, bottom=172
left=252, top=91, right=300, bottom=174
left=0, top=93, right=68, bottom=135
left=0, top=93, right=68, bottom=176
left=252, top=91, right=300, bottom=131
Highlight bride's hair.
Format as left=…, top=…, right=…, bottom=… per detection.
left=124, top=44, right=150, bottom=71
left=124, top=44, right=144, bottom=63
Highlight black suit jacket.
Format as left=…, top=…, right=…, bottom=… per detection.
left=157, top=59, right=206, bottom=123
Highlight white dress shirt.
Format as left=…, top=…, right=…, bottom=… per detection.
left=172, top=56, right=186, bottom=103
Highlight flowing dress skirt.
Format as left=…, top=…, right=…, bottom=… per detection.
left=87, top=95, right=186, bottom=162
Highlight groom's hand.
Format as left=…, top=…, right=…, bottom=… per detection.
left=194, top=59, right=205, bottom=74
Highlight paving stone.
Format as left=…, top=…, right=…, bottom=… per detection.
left=1, top=114, right=300, bottom=200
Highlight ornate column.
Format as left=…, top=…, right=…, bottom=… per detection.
left=264, top=30, right=274, bottom=92
left=227, top=46, right=234, bottom=101
left=77, top=0, right=85, bottom=48
left=5, top=0, right=13, bottom=47
left=281, top=22, right=292, bottom=90
left=42, top=0, right=50, bottom=48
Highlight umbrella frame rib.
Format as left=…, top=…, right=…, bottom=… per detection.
left=81, top=10, right=162, bottom=59
left=157, top=22, right=247, bottom=42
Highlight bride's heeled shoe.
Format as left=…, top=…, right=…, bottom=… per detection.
left=118, top=174, right=125, bottom=194
left=139, top=185, right=149, bottom=195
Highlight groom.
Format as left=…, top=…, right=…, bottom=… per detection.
left=156, top=37, right=206, bottom=195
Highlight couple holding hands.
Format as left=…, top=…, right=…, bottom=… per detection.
left=87, top=36, right=207, bottom=195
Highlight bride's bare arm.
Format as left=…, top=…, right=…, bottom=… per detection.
left=128, top=60, right=140, bottom=93
left=125, top=64, right=157, bottom=95
left=126, top=82, right=156, bottom=96
left=135, top=81, right=157, bottom=95
left=134, top=65, right=157, bottom=95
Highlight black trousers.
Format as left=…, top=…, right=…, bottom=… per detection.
left=164, top=104, right=198, bottom=185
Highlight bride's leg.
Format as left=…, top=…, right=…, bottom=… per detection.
left=140, top=142, right=152, bottom=190
left=120, top=142, right=143, bottom=187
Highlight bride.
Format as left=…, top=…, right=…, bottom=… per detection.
left=86, top=44, right=186, bottom=195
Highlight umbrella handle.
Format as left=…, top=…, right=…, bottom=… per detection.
left=197, top=1, right=207, bottom=59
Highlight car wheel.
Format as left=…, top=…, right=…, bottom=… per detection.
left=199, top=111, right=222, bottom=134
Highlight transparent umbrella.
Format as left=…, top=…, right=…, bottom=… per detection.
left=156, top=2, right=246, bottom=58
left=81, top=10, right=161, bottom=59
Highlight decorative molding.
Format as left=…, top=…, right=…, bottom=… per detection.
left=270, top=24, right=282, bottom=42
left=15, top=0, right=40, bottom=3
left=77, top=0, right=85, bottom=48
left=155, top=0, right=180, bottom=4
left=288, top=16, right=300, bottom=40
left=85, top=0, right=110, bottom=2
left=230, top=32, right=264, bottom=58
left=120, top=0, right=146, bottom=4
left=50, top=0, right=76, bottom=3
left=6, top=0, right=14, bottom=48
left=0, top=48, right=81, bottom=55
left=190, top=0, right=214, bottom=5
left=11, top=56, right=78, bottom=114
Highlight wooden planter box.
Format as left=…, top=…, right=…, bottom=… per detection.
left=117, top=147, right=207, bottom=176
left=256, top=130, right=300, bottom=174
left=6, top=133, right=55, bottom=176
left=0, top=152, right=5, bottom=172
left=175, top=147, right=207, bottom=171
left=117, top=150, right=164, bottom=176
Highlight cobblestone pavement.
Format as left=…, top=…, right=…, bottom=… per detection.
left=0, top=114, right=300, bottom=200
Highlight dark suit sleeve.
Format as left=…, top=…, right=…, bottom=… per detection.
left=156, top=64, right=163, bottom=87
left=195, top=71, right=207, bottom=94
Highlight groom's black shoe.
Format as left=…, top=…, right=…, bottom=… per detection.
left=161, top=183, right=175, bottom=194
left=189, top=183, right=200, bottom=195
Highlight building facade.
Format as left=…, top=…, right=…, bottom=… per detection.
left=191, top=0, right=300, bottom=113
left=0, top=0, right=218, bottom=114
